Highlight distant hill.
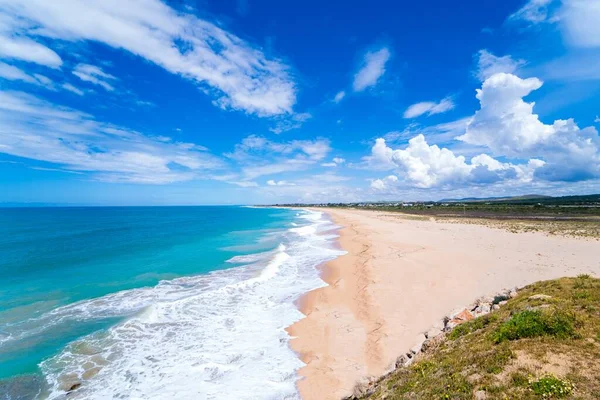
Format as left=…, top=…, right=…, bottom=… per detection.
left=439, top=194, right=551, bottom=203
left=439, top=194, right=600, bottom=204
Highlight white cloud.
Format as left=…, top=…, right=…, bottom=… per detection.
left=353, top=47, right=390, bottom=92
left=561, top=0, right=600, bottom=48
left=0, top=61, right=36, bottom=83
left=403, top=97, right=455, bottom=118
left=266, top=179, right=294, bottom=186
left=72, top=63, right=116, bottom=91
left=475, top=50, right=526, bottom=82
left=0, top=34, right=62, bottom=68
left=458, top=72, right=600, bottom=181
left=507, top=0, right=599, bottom=49
left=321, top=157, right=345, bottom=167
left=368, top=135, right=543, bottom=188
left=62, top=83, right=84, bottom=96
left=333, top=91, right=345, bottom=103
left=0, top=61, right=56, bottom=89
left=595, top=116, right=600, bottom=123
left=226, top=135, right=331, bottom=180
left=0, top=90, right=223, bottom=183
left=229, top=181, right=258, bottom=187
left=508, top=0, right=555, bottom=24
left=0, top=0, right=296, bottom=116
left=371, top=175, right=397, bottom=191
left=269, top=112, right=312, bottom=134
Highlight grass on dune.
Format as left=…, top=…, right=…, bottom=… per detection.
left=359, top=275, right=600, bottom=400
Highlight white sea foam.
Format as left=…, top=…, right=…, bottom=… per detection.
left=40, top=209, right=344, bottom=400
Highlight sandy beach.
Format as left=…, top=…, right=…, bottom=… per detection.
left=287, top=208, right=600, bottom=400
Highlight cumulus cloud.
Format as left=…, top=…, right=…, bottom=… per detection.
left=371, top=175, right=398, bottom=190
left=403, top=97, right=455, bottom=118
left=475, top=50, right=526, bottom=82
left=0, top=0, right=296, bottom=116
left=368, top=135, right=544, bottom=189
left=0, top=90, right=223, bottom=183
left=353, top=47, right=390, bottom=92
left=72, top=63, right=116, bottom=91
left=458, top=72, right=600, bottom=181
left=333, top=91, right=345, bottom=103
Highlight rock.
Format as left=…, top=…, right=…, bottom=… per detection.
left=445, top=309, right=475, bottom=330
left=425, top=326, right=443, bottom=339
left=58, top=374, right=80, bottom=393
left=404, top=354, right=415, bottom=367
left=67, top=383, right=81, bottom=392
left=395, top=354, right=409, bottom=368
left=529, top=294, right=552, bottom=300
left=474, top=390, right=487, bottom=400
left=454, top=309, right=475, bottom=321
left=474, top=303, right=491, bottom=315
left=410, top=334, right=427, bottom=354
left=445, top=319, right=459, bottom=330
left=509, top=288, right=518, bottom=298
left=82, top=367, right=100, bottom=380
left=499, top=300, right=508, bottom=306
left=492, top=304, right=500, bottom=311
left=351, top=378, right=376, bottom=397
left=492, top=294, right=509, bottom=304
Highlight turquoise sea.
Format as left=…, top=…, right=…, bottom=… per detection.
left=0, top=206, right=343, bottom=399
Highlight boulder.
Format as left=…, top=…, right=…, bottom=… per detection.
left=445, top=309, right=474, bottom=330
left=474, top=303, right=491, bottom=315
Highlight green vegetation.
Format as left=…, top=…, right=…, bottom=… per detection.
left=274, top=194, right=600, bottom=238
left=492, top=309, right=578, bottom=343
left=529, top=375, right=575, bottom=398
left=357, top=276, right=600, bottom=399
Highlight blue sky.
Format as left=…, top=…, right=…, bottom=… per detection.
left=0, top=0, right=599, bottom=205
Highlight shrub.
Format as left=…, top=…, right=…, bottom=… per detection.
left=529, top=374, right=575, bottom=398
left=449, top=315, right=496, bottom=340
left=492, top=310, right=577, bottom=343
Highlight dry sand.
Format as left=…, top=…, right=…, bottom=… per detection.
left=286, top=208, right=600, bottom=400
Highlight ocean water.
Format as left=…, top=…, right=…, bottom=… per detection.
left=0, top=206, right=344, bottom=400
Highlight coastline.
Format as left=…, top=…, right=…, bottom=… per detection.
left=288, top=208, right=600, bottom=400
